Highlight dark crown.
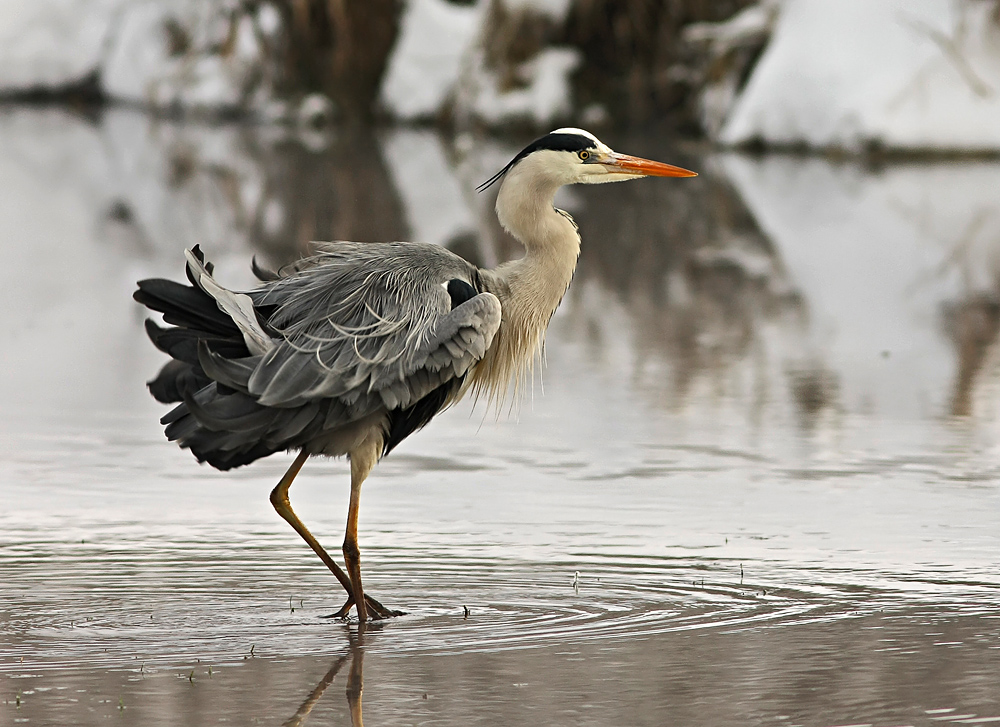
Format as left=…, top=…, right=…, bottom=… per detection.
left=477, top=132, right=597, bottom=192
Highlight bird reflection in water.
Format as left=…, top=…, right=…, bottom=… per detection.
left=282, top=626, right=374, bottom=727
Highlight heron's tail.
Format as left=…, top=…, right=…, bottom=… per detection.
left=134, top=247, right=288, bottom=470
left=134, top=246, right=251, bottom=403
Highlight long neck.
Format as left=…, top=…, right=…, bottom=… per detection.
left=495, top=162, right=581, bottom=310
left=471, top=167, right=581, bottom=404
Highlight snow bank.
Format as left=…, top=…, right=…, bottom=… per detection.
left=0, top=0, right=123, bottom=91
left=382, top=0, right=580, bottom=128
left=380, top=0, right=482, bottom=120
left=0, top=0, right=282, bottom=114
left=461, top=47, right=580, bottom=127
left=102, top=1, right=277, bottom=114
left=453, top=0, right=582, bottom=128
left=683, top=1, right=779, bottom=138
left=0, top=0, right=610, bottom=128
left=721, top=0, right=1000, bottom=151
left=503, top=0, right=573, bottom=22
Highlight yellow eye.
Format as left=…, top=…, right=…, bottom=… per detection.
left=578, top=150, right=590, bottom=161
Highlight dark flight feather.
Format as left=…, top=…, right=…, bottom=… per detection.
left=380, top=275, right=484, bottom=454
left=382, top=378, right=463, bottom=455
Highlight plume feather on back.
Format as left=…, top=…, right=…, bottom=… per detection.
left=184, top=249, right=273, bottom=356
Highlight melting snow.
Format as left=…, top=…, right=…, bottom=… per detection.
left=721, top=0, right=1000, bottom=151
left=380, top=0, right=482, bottom=120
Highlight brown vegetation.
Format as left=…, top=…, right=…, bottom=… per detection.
left=566, top=0, right=755, bottom=127
left=278, top=0, right=404, bottom=122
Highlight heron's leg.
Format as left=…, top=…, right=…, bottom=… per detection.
left=344, top=441, right=379, bottom=622
left=270, top=449, right=400, bottom=619
left=269, top=450, right=356, bottom=596
left=327, top=592, right=402, bottom=620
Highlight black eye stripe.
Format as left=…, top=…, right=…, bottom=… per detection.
left=477, top=133, right=599, bottom=192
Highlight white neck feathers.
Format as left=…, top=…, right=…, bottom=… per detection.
left=471, top=154, right=582, bottom=405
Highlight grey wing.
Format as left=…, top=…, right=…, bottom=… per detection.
left=201, top=243, right=501, bottom=421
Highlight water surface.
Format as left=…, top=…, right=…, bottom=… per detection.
left=1, top=108, right=999, bottom=725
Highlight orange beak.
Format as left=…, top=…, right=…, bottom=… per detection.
left=604, top=152, right=697, bottom=178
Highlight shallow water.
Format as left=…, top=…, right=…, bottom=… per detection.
left=1, top=108, right=1000, bottom=726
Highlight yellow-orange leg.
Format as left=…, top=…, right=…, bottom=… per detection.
left=342, top=441, right=381, bottom=622
left=343, top=452, right=368, bottom=621
left=269, top=449, right=398, bottom=619
left=328, top=593, right=402, bottom=620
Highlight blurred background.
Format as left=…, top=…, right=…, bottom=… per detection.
left=4, top=0, right=1000, bottom=431
left=3, top=1, right=1000, bottom=725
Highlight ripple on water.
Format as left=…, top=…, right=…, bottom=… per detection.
left=366, top=552, right=1000, bottom=657
left=2, top=523, right=999, bottom=672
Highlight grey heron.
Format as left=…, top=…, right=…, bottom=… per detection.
left=134, top=128, right=696, bottom=621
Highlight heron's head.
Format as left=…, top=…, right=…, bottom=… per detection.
left=478, top=128, right=697, bottom=193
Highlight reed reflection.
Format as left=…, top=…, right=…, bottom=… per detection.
left=95, top=111, right=1000, bottom=430
left=944, top=293, right=1000, bottom=417
left=96, top=109, right=410, bottom=269
left=105, top=116, right=819, bottom=430
left=251, top=128, right=409, bottom=263
left=574, top=160, right=806, bottom=402
left=450, top=133, right=812, bottom=424
left=934, top=213, right=1000, bottom=419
